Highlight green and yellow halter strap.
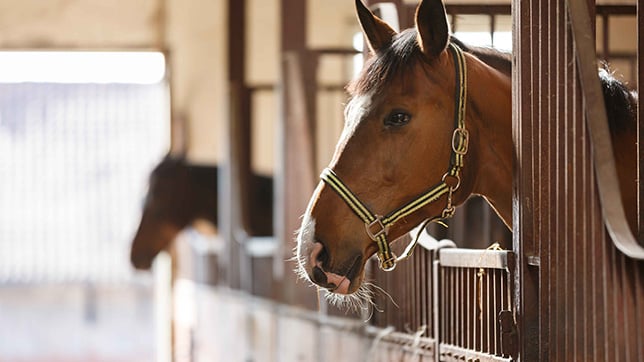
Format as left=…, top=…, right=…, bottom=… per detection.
left=321, top=42, right=469, bottom=271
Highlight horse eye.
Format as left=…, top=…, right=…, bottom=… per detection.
left=384, top=111, right=411, bottom=127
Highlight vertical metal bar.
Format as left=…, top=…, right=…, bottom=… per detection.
left=451, top=266, right=455, bottom=347
left=415, top=252, right=419, bottom=331
left=602, top=14, right=609, bottom=61
left=424, top=251, right=430, bottom=335
left=433, top=259, right=440, bottom=362
left=443, top=261, right=447, bottom=346
left=474, top=268, right=478, bottom=351
left=467, top=267, right=471, bottom=350
left=444, top=266, right=447, bottom=345
left=492, top=269, right=501, bottom=355
left=462, top=267, right=466, bottom=349
left=490, top=14, right=496, bottom=48
left=422, top=251, right=426, bottom=335
left=489, top=269, right=493, bottom=354
left=479, top=268, right=483, bottom=352
left=638, top=0, right=644, bottom=242
left=457, top=267, right=461, bottom=349
left=417, top=252, right=422, bottom=331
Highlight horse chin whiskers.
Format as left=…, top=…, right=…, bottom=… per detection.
left=323, top=283, right=375, bottom=315
left=289, top=247, right=314, bottom=286
left=292, top=213, right=317, bottom=285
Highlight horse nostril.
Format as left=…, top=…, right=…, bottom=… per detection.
left=312, top=266, right=332, bottom=287
left=315, top=242, right=329, bottom=266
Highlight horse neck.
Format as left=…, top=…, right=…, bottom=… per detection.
left=465, top=55, right=513, bottom=228
left=186, top=165, right=218, bottom=224
left=612, top=129, right=638, bottom=233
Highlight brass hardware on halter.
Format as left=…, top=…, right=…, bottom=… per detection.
left=365, top=216, right=389, bottom=240
left=452, top=128, right=469, bottom=155
left=442, top=187, right=456, bottom=219
left=320, top=43, right=468, bottom=271
left=379, top=252, right=397, bottom=271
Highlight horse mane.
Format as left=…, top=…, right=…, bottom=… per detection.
left=348, top=30, right=513, bottom=96
left=450, top=37, right=512, bottom=77
left=349, top=29, right=636, bottom=135
left=151, top=154, right=217, bottom=189
left=599, top=66, right=637, bottom=135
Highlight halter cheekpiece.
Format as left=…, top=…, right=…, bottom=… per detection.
left=321, top=42, right=469, bottom=271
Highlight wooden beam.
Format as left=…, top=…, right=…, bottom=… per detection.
left=276, top=0, right=319, bottom=309
left=220, top=0, right=252, bottom=291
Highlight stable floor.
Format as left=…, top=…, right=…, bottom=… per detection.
left=0, top=283, right=155, bottom=362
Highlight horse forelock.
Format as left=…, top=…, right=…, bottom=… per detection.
left=349, top=29, right=423, bottom=96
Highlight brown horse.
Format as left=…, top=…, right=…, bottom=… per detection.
left=295, top=0, right=637, bottom=303
left=130, top=155, right=273, bottom=269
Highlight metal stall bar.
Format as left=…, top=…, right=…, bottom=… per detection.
left=438, top=248, right=515, bottom=362
left=514, top=0, right=644, bottom=359
left=640, top=0, right=644, bottom=244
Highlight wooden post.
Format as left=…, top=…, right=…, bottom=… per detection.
left=220, top=0, right=253, bottom=291
left=275, top=0, right=319, bottom=308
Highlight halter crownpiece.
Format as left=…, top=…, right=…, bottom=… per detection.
left=320, top=42, right=468, bottom=271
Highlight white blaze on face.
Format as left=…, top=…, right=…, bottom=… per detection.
left=296, top=92, right=374, bottom=277
left=338, top=93, right=374, bottom=149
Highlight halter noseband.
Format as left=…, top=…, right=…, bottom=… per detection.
left=321, top=43, right=468, bottom=271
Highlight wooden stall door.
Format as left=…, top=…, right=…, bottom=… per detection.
left=513, top=0, right=644, bottom=360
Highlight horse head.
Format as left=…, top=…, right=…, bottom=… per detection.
left=130, top=155, right=196, bottom=269
left=295, top=0, right=512, bottom=303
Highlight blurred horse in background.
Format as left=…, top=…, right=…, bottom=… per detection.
left=130, top=155, right=273, bottom=269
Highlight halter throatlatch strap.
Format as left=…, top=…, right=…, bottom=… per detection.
left=320, top=43, right=468, bottom=271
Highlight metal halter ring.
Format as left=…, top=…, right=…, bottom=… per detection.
left=452, top=128, right=469, bottom=155
left=442, top=172, right=461, bottom=191
left=378, top=252, right=397, bottom=271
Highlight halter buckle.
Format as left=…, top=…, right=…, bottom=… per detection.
left=452, top=128, right=469, bottom=155
left=378, top=252, right=397, bottom=271
left=365, top=215, right=390, bottom=241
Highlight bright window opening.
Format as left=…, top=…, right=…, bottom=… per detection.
left=0, top=51, right=166, bottom=84
left=453, top=31, right=513, bottom=52
left=0, top=51, right=170, bottom=283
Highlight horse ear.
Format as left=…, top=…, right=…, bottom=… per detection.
left=415, top=0, right=450, bottom=57
left=355, top=0, right=397, bottom=53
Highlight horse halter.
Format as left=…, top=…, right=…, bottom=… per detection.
left=321, top=43, right=469, bottom=271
